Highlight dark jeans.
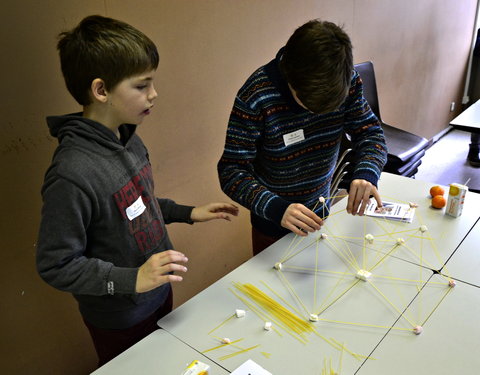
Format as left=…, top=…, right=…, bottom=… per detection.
left=469, top=133, right=480, bottom=166
left=471, top=132, right=480, bottom=146
left=251, top=226, right=283, bottom=256
left=83, top=288, right=173, bottom=368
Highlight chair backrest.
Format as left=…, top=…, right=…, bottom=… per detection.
left=354, top=61, right=381, bottom=120
left=332, top=132, right=354, bottom=193
left=353, top=61, right=429, bottom=172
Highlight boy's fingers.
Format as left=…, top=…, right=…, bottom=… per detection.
left=346, top=186, right=357, bottom=214
left=282, top=216, right=312, bottom=236
left=304, top=212, right=323, bottom=228
left=294, top=216, right=317, bottom=232
left=297, top=207, right=323, bottom=229
left=152, top=250, right=188, bottom=264
left=166, top=274, right=183, bottom=283
left=158, top=263, right=188, bottom=275
left=282, top=204, right=322, bottom=234
left=212, top=203, right=239, bottom=212
left=372, top=188, right=382, bottom=207
left=286, top=223, right=307, bottom=236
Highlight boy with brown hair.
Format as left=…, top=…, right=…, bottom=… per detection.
left=218, top=19, right=387, bottom=254
left=37, top=15, right=238, bottom=366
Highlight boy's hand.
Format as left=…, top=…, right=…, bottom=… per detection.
left=136, top=250, right=188, bottom=293
left=347, top=179, right=382, bottom=216
left=190, top=202, right=239, bottom=222
left=281, top=203, right=323, bottom=236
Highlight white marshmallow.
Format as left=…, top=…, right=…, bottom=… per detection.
left=356, top=269, right=372, bottom=281
left=309, top=314, right=319, bottom=322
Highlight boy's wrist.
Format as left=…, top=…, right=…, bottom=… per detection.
left=262, top=195, right=291, bottom=225
left=107, top=266, right=138, bottom=295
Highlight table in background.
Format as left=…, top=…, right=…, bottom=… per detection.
left=450, top=99, right=480, bottom=133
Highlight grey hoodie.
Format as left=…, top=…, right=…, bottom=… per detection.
left=37, top=113, right=194, bottom=329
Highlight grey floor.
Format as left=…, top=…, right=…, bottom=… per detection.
left=414, top=129, right=480, bottom=193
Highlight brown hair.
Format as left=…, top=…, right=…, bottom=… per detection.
left=57, top=15, right=159, bottom=105
left=280, top=20, right=353, bottom=114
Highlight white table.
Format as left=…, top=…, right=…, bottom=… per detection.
left=157, top=173, right=480, bottom=374
left=357, top=276, right=480, bottom=374
left=91, top=329, right=229, bottom=375
left=440, top=218, right=480, bottom=286
left=450, top=99, right=480, bottom=133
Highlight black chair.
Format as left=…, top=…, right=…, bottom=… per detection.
left=354, top=61, right=429, bottom=177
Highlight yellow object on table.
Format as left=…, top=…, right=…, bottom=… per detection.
left=181, top=360, right=210, bottom=375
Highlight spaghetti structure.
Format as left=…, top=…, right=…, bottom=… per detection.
left=273, top=193, right=455, bottom=336
left=203, top=192, right=456, bottom=373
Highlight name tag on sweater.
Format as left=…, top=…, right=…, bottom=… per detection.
left=126, top=196, right=146, bottom=221
left=283, top=129, right=305, bottom=146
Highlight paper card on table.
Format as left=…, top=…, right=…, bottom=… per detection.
left=363, top=199, right=415, bottom=223
left=230, top=359, right=272, bottom=375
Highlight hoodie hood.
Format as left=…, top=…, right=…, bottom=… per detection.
left=46, top=113, right=137, bottom=151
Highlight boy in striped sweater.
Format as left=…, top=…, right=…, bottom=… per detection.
left=218, top=20, right=387, bottom=254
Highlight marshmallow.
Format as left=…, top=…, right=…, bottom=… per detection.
left=356, top=269, right=372, bottom=281
left=413, top=326, right=423, bottom=335
left=309, top=314, right=319, bottom=322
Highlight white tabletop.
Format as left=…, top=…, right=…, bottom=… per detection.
left=450, top=99, right=480, bottom=133
left=157, top=173, right=480, bottom=374
left=357, top=276, right=480, bottom=374
left=91, top=329, right=229, bottom=375
left=440, top=218, right=480, bottom=286
left=376, top=176, right=480, bottom=269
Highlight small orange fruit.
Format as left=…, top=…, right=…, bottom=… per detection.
left=432, top=195, right=446, bottom=209
left=429, top=185, right=445, bottom=197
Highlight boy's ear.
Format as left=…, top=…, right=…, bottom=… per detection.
left=90, top=78, right=108, bottom=103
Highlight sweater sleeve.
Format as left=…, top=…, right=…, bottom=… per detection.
left=217, top=96, right=291, bottom=225
left=36, top=176, right=138, bottom=296
left=157, top=198, right=194, bottom=224
left=343, top=71, right=388, bottom=186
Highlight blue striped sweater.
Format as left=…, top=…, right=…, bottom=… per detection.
left=218, top=50, right=387, bottom=236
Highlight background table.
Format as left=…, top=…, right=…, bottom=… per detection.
left=450, top=99, right=480, bottom=133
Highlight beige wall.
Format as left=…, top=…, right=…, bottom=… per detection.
left=1, top=0, right=476, bottom=373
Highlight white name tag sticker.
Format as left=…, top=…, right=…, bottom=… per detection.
left=283, top=129, right=305, bottom=146
left=126, top=196, right=146, bottom=221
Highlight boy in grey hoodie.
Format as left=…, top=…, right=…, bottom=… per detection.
left=36, top=15, right=238, bottom=367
